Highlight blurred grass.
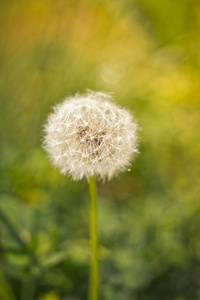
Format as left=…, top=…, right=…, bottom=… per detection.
left=0, top=0, right=200, bottom=299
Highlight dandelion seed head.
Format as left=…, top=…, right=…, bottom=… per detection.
left=43, top=91, right=139, bottom=181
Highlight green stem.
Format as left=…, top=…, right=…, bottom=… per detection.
left=88, top=177, right=99, bottom=300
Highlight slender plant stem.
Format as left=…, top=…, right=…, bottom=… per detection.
left=88, top=177, right=99, bottom=300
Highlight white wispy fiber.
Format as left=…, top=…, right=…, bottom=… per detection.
left=43, top=91, right=139, bottom=181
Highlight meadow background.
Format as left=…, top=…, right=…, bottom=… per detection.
left=0, top=0, right=200, bottom=299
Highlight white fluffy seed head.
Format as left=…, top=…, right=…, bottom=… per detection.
left=43, top=91, right=139, bottom=181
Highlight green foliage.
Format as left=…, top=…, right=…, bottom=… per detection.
left=0, top=0, right=200, bottom=299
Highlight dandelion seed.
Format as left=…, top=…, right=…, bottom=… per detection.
left=43, top=91, right=139, bottom=181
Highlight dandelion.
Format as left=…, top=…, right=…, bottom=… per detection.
left=43, top=91, right=138, bottom=181
left=43, top=91, right=139, bottom=300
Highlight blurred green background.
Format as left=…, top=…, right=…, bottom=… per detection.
left=0, top=0, right=200, bottom=299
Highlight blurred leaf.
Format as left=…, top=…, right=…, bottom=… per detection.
left=0, top=277, right=16, bottom=300
left=39, top=291, right=59, bottom=300
left=40, top=251, right=68, bottom=269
